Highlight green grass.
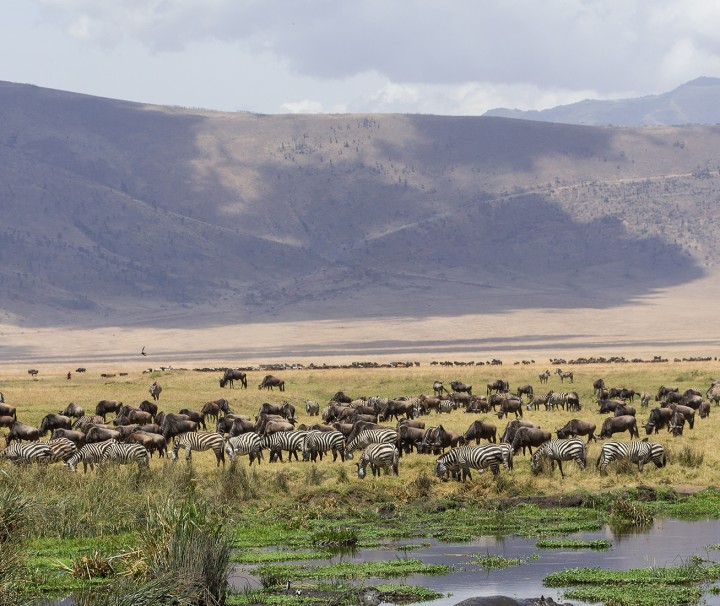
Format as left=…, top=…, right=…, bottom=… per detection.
left=535, top=539, right=612, bottom=549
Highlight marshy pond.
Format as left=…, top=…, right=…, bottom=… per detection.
left=231, top=517, right=720, bottom=606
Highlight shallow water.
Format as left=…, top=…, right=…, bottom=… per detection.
left=230, top=518, right=720, bottom=606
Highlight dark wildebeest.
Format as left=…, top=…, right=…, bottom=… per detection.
left=332, top=391, right=353, bottom=404
left=620, top=388, right=636, bottom=402
left=84, top=426, right=121, bottom=444
left=220, top=369, right=247, bottom=389
left=259, top=375, right=285, bottom=391
left=599, top=415, right=639, bottom=439
left=463, top=420, right=497, bottom=444
left=645, top=407, right=674, bottom=435
left=38, top=413, right=72, bottom=436
left=511, top=427, right=551, bottom=456
left=259, top=401, right=296, bottom=421
left=679, top=394, right=703, bottom=410
left=397, top=424, right=427, bottom=454
left=201, top=398, right=232, bottom=423
left=126, top=432, right=167, bottom=457
left=592, top=378, right=606, bottom=391
left=421, top=425, right=465, bottom=455
left=699, top=400, right=711, bottom=419
left=59, top=402, right=84, bottom=419
left=500, top=419, right=538, bottom=444
left=378, top=399, right=415, bottom=422
left=149, top=381, right=162, bottom=401
left=417, top=395, right=443, bottom=414
left=497, top=397, right=524, bottom=419
left=516, top=384, right=534, bottom=400
left=451, top=381, right=473, bottom=395
left=139, top=400, right=158, bottom=421
left=229, top=417, right=256, bottom=437
left=670, top=411, right=686, bottom=437
left=597, top=399, right=625, bottom=414
left=161, top=417, right=198, bottom=442
left=0, top=416, right=14, bottom=430
left=486, top=379, right=508, bottom=395
left=668, top=404, right=695, bottom=429
left=178, top=409, right=207, bottom=430
left=51, top=428, right=86, bottom=448
left=656, top=385, right=679, bottom=401
left=614, top=404, right=636, bottom=418
left=95, top=400, right=123, bottom=420
left=114, top=409, right=153, bottom=426
left=5, top=421, right=40, bottom=446
left=0, top=402, right=17, bottom=420
left=556, top=419, right=597, bottom=443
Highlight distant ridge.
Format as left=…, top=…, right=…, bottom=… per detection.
left=484, top=77, right=720, bottom=126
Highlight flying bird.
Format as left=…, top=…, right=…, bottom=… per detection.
left=141, top=346, right=147, bottom=356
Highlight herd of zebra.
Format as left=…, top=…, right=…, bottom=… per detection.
left=2, top=370, right=712, bottom=483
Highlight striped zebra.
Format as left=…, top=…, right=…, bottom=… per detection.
left=225, top=433, right=263, bottom=465
left=545, top=391, right=580, bottom=412
left=72, top=415, right=105, bottom=432
left=302, top=430, right=346, bottom=462
left=45, top=437, right=78, bottom=463
left=260, top=431, right=306, bottom=463
left=105, top=442, right=150, bottom=468
left=172, top=432, right=225, bottom=467
left=435, top=444, right=505, bottom=482
left=1, top=442, right=53, bottom=465
left=305, top=400, right=320, bottom=416
left=356, top=443, right=399, bottom=479
left=530, top=438, right=586, bottom=478
left=497, top=441, right=514, bottom=471
left=65, top=441, right=114, bottom=472
left=596, top=440, right=667, bottom=473
left=345, top=428, right=398, bottom=459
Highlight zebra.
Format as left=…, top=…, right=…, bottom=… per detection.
left=1, top=442, right=53, bottom=465
left=302, top=430, right=346, bottom=462
left=171, top=432, right=225, bottom=467
left=345, top=428, right=398, bottom=459
left=105, top=441, right=150, bottom=468
left=435, top=444, right=505, bottom=482
left=596, top=440, right=667, bottom=473
left=65, top=441, right=115, bottom=472
left=305, top=400, right=320, bottom=416
left=45, top=437, right=78, bottom=463
left=260, top=431, right=306, bottom=463
left=356, top=443, right=399, bottom=479
left=225, top=433, right=263, bottom=465
left=555, top=369, right=574, bottom=383
left=72, top=415, right=105, bottom=432
left=538, top=370, right=551, bottom=384
left=545, top=391, right=580, bottom=411
left=497, top=441, right=514, bottom=470
left=530, top=438, right=586, bottom=478
left=149, top=381, right=162, bottom=401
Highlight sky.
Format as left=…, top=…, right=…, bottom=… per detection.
left=2, top=1, right=720, bottom=115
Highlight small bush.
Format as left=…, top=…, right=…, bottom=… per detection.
left=675, top=445, right=704, bottom=468
left=609, top=498, right=652, bottom=528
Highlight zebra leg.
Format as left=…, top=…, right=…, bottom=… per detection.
left=185, top=446, right=192, bottom=462
left=557, top=460, right=564, bottom=479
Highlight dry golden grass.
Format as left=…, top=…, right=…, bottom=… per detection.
left=1, top=362, right=718, bottom=498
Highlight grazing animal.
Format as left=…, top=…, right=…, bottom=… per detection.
left=499, top=419, right=538, bottom=444
left=356, top=443, right=399, bottom=479
left=555, top=369, right=574, bottom=383
left=171, top=432, right=225, bottom=467
left=5, top=421, right=40, bottom=446
left=59, top=402, right=84, bottom=419
left=486, top=379, right=508, bottom=395
left=50, top=428, right=86, bottom=447
left=65, top=442, right=114, bottom=472
left=346, top=428, right=399, bottom=458
left=510, top=427, right=551, bottom=456
left=139, top=400, right=158, bottom=421
left=1, top=442, right=52, bottom=465
left=0, top=402, right=17, bottom=421
left=644, top=407, right=674, bottom=435
left=655, top=385, right=679, bottom=401
left=219, top=369, right=247, bottom=389
left=302, top=430, right=346, bottom=462
left=225, top=433, right=263, bottom=465
left=149, top=381, right=162, bottom=401
left=125, top=432, right=167, bottom=458
left=546, top=391, right=580, bottom=411
left=161, top=415, right=198, bottom=442
left=95, top=400, right=123, bottom=420
left=706, top=382, right=720, bottom=406
left=378, top=399, right=415, bottom=422
left=397, top=424, right=427, bottom=454
left=260, top=431, right=306, bottom=462
left=599, top=415, right=639, bottom=439
left=668, top=404, right=695, bottom=429
left=258, top=375, right=285, bottom=391
left=556, top=419, right=597, bottom=443
left=45, top=437, right=78, bottom=463
left=435, top=444, right=505, bottom=481
left=497, top=397, right=523, bottom=419
left=596, top=439, right=666, bottom=472
left=432, top=381, right=447, bottom=396
left=592, top=378, right=606, bottom=391
left=516, top=384, right=534, bottom=400
left=640, top=392, right=652, bottom=408
left=538, top=370, right=552, bottom=384
left=451, top=381, right=473, bottom=395
left=178, top=409, right=207, bottom=430
left=105, top=442, right=150, bottom=468
left=420, top=425, right=465, bottom=454
left=305, top=400, right=320, bottom=416
left=200, top=399, right=231, bottom=423
left=38, top=414, right=72, bottom=436
left=530, top=439, right=586, bottom=478
left=463, top=420, right=497, bottom=444
left=85, top=426, right=121, bottom=444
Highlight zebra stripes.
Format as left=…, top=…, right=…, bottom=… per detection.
left=356, top=443, right=399, bottom=479
left=346, top=428, right=398, bottom=458
left=530, top=438, right=586, bottom=478
left=545, top=391, right=580, bottom=411
left=105, top=442, right=150, bottom=468
left=435, top=444, right=505, bottom=482
left=72, top=415, right=105, bottom=432
left=65, top=441, right=114, bottom=473
left=302, top=430, right=346, bottom=462
left=1, top=442, right=53, bottom=464
left=172, top=432, right=225, bottom=467
left=596, top=440, right=666, bottom=472
left=225, top=433, right=263, bottom=465
left=45, top=437, right=78, bottom=463
left=260, top=431, right=306, bottom=463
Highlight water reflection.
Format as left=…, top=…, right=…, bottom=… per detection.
left=231, top=518, right=720, bottom=606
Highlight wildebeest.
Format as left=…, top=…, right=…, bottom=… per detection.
left=432, top=381, right=447, bottom=396
left=5, top=421, right=40, bottom=445
left=139, top=400, right=158, bottom=421
left=114, top=409, right=154, bottom=427
left=645, top=407, right=674, bottom=435
left=614, top=404, right=636, bottom=418
left=706, top=382, right=720, bottom=406
left=516, top=384, right=534, bottom=400
left=486, top=379, right=508, bottom=395
left=95, top=400, right=123, bottom=420
left=178, top=409, right=207, bottom=430
left=160, top=414, right=198, bottom=441
left=38, top=413, right=72, bottom=436
left=463, top=420, right=497, bottom=444
left=497, top=397, right=523, bottom=419
left=592, top=378, right=606, bottom=391
left=511, top=427, right=551, bottom=456
left=556, top=419, right=597, bottom=443
left=421, top=425, right=465, bottom=455
left=0, top=416, right=14, bottom=430
left=699, top=400, right=711, bottom=419
left=378, top=399, right=415, bottom=422
left=451, top=381, right=473, bottom=395
left=259, top=375, right=285, bottom=391
left=259, top=401, right=296, bottom=421
left=668, top=404, right=695, bottom=429
left=59, top=402, right=84, bottom=419
left=655, top=385, right=679, bottom=401
left=125, top=432, right=167, bottom=457
left=51, top=428, right=86, bottom=448
left=397, top=424, right=427, bottom=454
left=201, top=398, right=232, bottom=423
left=670, top=411, right=686, bottom=436
left=219, top=369, right=247, bottom=389
left=499, top=419, right=538, bottom=444
left=84, top=426, right=121, bottom=444
left=331, top=391, right=353, bottom=404
left=149, top=381, right=162, bottom=401
left=599, top=415, right=639, bottom=439
left=597, top=399, right=625, bottom=414
left=0, top=402, right=17, bottom=420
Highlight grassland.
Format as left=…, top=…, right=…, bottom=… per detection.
left=2, top=361, right=720, bottom=604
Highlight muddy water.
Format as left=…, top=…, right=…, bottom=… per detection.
left=230, top=518, right=720, bottom=606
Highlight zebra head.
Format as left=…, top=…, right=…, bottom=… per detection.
left=356, top=460, right=367, bottom=479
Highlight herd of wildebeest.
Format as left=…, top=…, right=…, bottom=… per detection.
left=1, top=365, right=720, bottom=481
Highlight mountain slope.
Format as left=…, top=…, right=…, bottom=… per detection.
left=0, top=81, right=718, bottom=327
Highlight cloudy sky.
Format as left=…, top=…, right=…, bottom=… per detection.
left=3, top=1, right=720, bottom=115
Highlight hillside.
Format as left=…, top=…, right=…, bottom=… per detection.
left=1, top=81, right=719, bottom=330
left=485, top=77, right=720, bottom=126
